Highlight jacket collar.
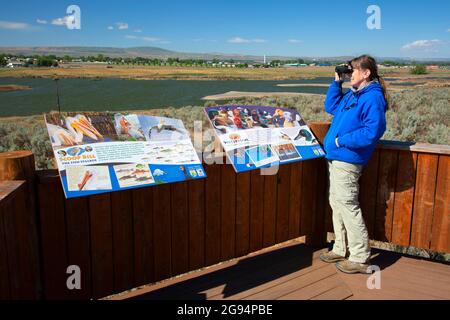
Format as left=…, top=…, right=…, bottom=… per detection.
left=351, top=80, right=374, bottom=94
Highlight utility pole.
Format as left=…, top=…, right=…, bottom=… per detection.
left=54, top=77, right=61, bottom=114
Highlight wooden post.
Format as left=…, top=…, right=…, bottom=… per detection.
left=0, top=151, right=37, bottom=217
left=0, top=150, right=41, bottom=299
left=0, top=151, right=35, bottom=182
left=305, top=122, right=331, bottom=247
left=309, top=121, right=331, bottom=146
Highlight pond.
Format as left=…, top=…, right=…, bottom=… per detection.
left=0, top=77, right=333, bottom=116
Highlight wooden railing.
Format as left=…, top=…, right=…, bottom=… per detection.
left=358, top=141, right=449, bottom=251
left=0, top=151, right=40, bottom=300
left=0, top=122, right=448, bottom=300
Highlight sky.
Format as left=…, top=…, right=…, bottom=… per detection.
left=0, top=0, right=449, bottom=58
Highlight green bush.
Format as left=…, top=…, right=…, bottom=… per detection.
left=410, top=64, right=427, bottom=75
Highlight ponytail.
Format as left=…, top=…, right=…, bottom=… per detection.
left=377, top=75, right=389, bottom=111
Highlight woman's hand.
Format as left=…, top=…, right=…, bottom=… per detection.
left=335, top=72, right=342, bottom=82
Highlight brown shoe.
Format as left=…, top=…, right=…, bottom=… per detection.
left=335, top=260, right=371, bottom=274
left=319, top=251, right=346, bottom=263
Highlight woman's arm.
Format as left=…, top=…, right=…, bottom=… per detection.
left=337, top=96, right=387, bottom=149
left=324, top=73, right=345, bottom=116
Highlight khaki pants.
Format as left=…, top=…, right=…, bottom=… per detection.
left=328, top=160, right=370, bottom=263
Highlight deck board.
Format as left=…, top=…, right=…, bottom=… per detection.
left=107, top=241, right=450, bottom=301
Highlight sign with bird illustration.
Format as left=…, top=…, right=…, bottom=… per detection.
left=204, top=105, right=325, bottom=172
left=45, top=111, right=206, bottom=198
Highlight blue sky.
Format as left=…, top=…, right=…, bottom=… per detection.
left=0, top=0, right=449, bottom=58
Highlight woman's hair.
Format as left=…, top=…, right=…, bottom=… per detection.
left=350, top=54, right=389, bottom=109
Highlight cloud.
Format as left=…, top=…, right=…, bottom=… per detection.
left=228, top=37, right=250, bottom=43
left=447, top=28, right=450, bottom=32
left=0, top=20, right=31, bottom=30
left=107, top=26, right=114, bottom=30
left=52, top=16, right=75, bottom=26
left=228, top=37, right=267, bottom=43
left=116, top=22, right=128, bottom=30
left=193, top=38, right=218, bottom=43
left=134, top=29, right=142, bottom=33
left=402, top=39, right=445, bottom=50
left=142, top=36, right=160, bottom=42
left=288, top=39, right=303, bottom=44
left=36, top=19, right=48, bottom=25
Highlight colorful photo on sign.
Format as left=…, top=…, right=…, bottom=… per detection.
left=139, top=116, right=190, bottom=142
left=271, top=142, right=302, bottom=162
left=114, top=113, right=146, bottom=141
left=279, top=126, right=318, bottom=146
left=205, top=105, right=306, bottom=135
left=245, top=145, right=279, bottom=167
left=45, top=112, right=118, bottom=149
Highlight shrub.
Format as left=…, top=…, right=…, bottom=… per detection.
left=410, top=64, right=427, bottom=75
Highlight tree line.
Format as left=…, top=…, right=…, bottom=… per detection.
left=1, top=53, right=449, bottom=69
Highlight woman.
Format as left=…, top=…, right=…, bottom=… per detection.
left=319, top=55, right=388, bottom=274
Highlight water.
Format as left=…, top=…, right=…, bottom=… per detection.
left=390, top=82, right=418, bottom=86
left=0, top=77, right=333, bottom=117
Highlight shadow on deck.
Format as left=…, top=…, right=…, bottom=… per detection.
left=107, top=241, right=450, bottom=300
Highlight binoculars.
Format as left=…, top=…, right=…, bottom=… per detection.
left=335, top=64, right=353, bottom=76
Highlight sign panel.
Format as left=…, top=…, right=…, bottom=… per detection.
left=204, top=105, right=325, bottom=172
left=45, top=112, right=206, bottom=198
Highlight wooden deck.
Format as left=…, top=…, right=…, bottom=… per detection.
left=108, top=241, right=450, bottom=300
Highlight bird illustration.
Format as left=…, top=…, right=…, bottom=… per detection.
left=114, top=114, right=145, bottom=139
left=294, top=129, right=313, bottom=142
left=148, top=119, right=186, bottom=139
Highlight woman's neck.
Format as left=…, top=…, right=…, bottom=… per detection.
left=352, top=80, right=371, bottom=91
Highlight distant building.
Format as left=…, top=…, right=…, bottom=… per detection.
left=426, top=65, right=439, bottom=70
left=283, top=63, right=307, bottom=67
left=6, top=60, right=23, bottom=68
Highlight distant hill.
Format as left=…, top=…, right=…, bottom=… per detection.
left=0, top=46, right=449, bottom=63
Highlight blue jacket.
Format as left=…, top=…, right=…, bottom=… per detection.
left=323, top=80, right=387, bottom=165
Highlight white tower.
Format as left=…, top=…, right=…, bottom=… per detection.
left=264, top=55, right=266, bottom=64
